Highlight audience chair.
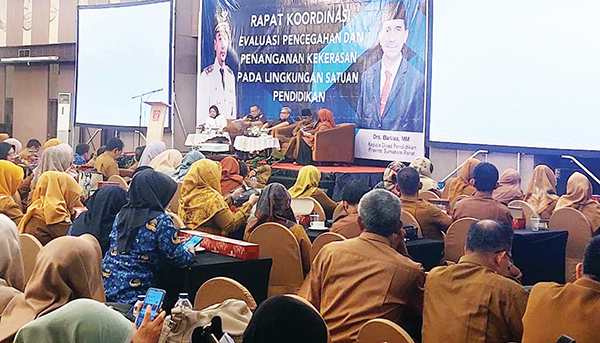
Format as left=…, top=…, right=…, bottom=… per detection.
left=291, top=198, right=314, bottom=216
left=444, top=218, right=477, bottom=263
left=307, top=197, right=326, bottom=221
left=508, top=200, right=539, bottom=227
left=401, top=210, right=422, bottom=237
left=248, top=222, right=304, bottom=297
left=19, top=233, right=43, bottom=285
left=107, top=175, right=128, bottom=190
left=167, top=212, right=186, bottom=229
left=312, top=123, right=355, bottom=164
left=550, top=207, right=592, bottom=282
left=310, top=232, right=346, bottom=264
left=419, top=190, right=440, bottom=202
left=332, top=203, right=347, bottom=222
left=194, top=277, right=257, bottom=312
left=357, top=319, right=415, bottom=343
left=450, top=194, right=469, bottom=210
left=285, top=294, right=332, bottom=343
left=168, top=182, right=183, bottom=214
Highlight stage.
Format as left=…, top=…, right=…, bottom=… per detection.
left=268, top=163, right=386, bottom=201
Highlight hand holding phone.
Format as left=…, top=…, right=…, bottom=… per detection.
left=182, top=235, right=203, bottom=252
left=132, top=304, right=166, bottom=343
left=135, top=288, right=166, bottom=328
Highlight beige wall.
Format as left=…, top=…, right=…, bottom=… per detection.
left=12, top=64, right=48, bottom=143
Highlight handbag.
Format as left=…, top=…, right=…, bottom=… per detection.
left=159, top=299, right=252, bottom=343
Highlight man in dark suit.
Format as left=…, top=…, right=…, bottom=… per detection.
left=356, top=2, right=425, bottom=132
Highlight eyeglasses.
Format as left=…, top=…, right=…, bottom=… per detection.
left=495, top=250, right=514, bottom=267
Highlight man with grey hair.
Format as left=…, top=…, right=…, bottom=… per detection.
left=299, top=189, right=425, bottom=343
left=263, top=106, right=294, bottom=131
left=422, top=219, right=529, bottom=343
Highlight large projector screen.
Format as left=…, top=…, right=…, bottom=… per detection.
left=429, top=0, right=600, bottom=152
left=76, top=1, right=171, bottom=127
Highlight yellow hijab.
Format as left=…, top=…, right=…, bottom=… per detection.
left=18, top=171, right=82, bottom=232
left=178, top=159, right=228, bottom=229
left=524, top=165, right=559, bottom=215
left=288, top=165, right=321, bottom=198
left=446, top=158, right=480, bottom=201
left=43, top=138, right=62, bottom=150
left=0, top=161, right=23, bottom=198
left=555, top=172, right=600, bottom=231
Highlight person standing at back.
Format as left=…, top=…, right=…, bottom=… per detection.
left=94, top=137, right=124, bottom=180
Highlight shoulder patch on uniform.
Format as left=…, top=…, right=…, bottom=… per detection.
left=204, top=65, right=214, bottom=74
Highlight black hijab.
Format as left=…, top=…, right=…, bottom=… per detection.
left=0, top=143, right=14, bottom=160
left=242, top=296, right=328, bottom=343
left=69, top=186, right=128, bottom=255
left=116, top=169, right=177, bottom=252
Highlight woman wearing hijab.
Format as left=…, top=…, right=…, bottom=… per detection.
left=410, top=157, right=438, bottom=192
left=30, top=143, right=74, bottom=191
left=19, top=171, right=83, bottom=245
left=205, top=105, right=228, bottom=131
left=442, top=158, right=481, bottom=201
left=245, top=183, right=312, bottom=273
left=0, top=142, right=16, bottom=161
left=492, top=168, right=524, bottom=205
left=102, top=169, right=195, bottom=304
left=243, top=295, right=329, bottom=343
left=0, top=214, right=25, bottom=315
left=0, top=161, right=24, bottom=226
left=138, top=141, right=166, bottom=167
left=288, top=165, right=338, bottom=219
left=374, top=161, right=404, bottom=196
left=524, top=165, right=559, bottom=219
left=68, top=186, right=128, bottom=256
left=42, top=138, right=61, bottom=150
left=171, top=151, right=204, bottom=182
left=178, top=159, right=258, bottom=236
left=148, top=149, right=183, bottom=175
left=294, top=108, right=336, bottom=165
left=4, top=139, right=22, bottom=157
left=0, top=235, right=102, bottom=343
left=554, top=172, right=600, bottom=233
left=221, top=156, right=246, bottom=195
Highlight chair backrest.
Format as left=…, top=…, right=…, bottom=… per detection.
left=307, top=197, right=326, bottom=221
left=419, top=190, right=440, bottom=202
left=357, top=319, right=415, bottom=343
left=168, top=182, right=183, bottom=213
left=19, top=234, right=43, bottom=285
left=290, top=198, right=314, bottom=216
left=550, top=207, right=592, bottom=282
left=310, top=232, right=346, bottom=264
left=194, top=277, right=257, bottom=312
left=248, top=222, right=304, bottom=297
left=107, top=175, right=128, bottom=190
left=401, top=210, right=421, bottom=237
left=444, top=218, right=477, bottom=263
left=167, top=211, right=185, bottom=229
left=332, top=203, right=346, bottom=222
left=285, top=294, right=331, bottom=343
left=508, top=200, right=539, bottom=227
left=450, top=194, right=469, bottom=210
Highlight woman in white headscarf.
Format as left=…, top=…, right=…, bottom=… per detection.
left=30, top=144, right=74, bottom=190
left=409, top=157, right=439, bottom=192
left=138, top=141, right=166, bottom=167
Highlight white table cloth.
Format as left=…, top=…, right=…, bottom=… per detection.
left=234, top=136, right=280, bottom=152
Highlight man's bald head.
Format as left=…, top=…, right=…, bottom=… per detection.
left=465, top=220, right=514, bottom=254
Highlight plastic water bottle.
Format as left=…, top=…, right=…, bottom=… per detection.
left=173, top=293, right=193, bottom=310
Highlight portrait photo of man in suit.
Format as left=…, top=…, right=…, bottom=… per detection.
left=356, top=1, right=425, bottom=132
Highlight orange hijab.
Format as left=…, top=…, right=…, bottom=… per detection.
left=555, top=172, right=600, bottom=231
left=0, top=235, right=102, bottom=343
left=316, top=109, right=336, bottom=131
left=524, top=165, right=559, bottom=215
left=220, top=156, right=245, bottom=195
left=446, top=158, right=480, bottom=201
left=492, top=168, right=523, bottom=204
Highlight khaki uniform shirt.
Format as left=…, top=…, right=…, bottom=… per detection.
left=94, top=153, right=119, bottom=179
left=522, top=278, right=600, bottom=343
left=422, top=255, right=529, bottom=343
left=299, top=232, right=425, bottom=343
left=401, top=195, right=452, bottom=240
left=329, top=212, right=362, bottom=239
left=451, top=191, right=513, bottom=227
left=0, top=196, right=23, bottom=227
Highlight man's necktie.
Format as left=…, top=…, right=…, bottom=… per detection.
left=380, top=70, right=392, bottom=117
left=220, top=68, right=225, bottom=90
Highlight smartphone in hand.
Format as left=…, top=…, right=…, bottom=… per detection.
left=135, top=288, right=166, bottom=328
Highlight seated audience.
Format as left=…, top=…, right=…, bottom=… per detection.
left=19, top=171, right=83, bottom=245
left=330, top=180, right=370, bottom=239
left=521, top=236, right=600, bottom=343
left=0, top=235, right=102, bottom=343
left=68, top=185, right=128, bottom=256
left=103, top=169, right=195, bottom=304
left=0, top=161, right=25, bottom=226
left=555, top=171, right=600, bottom=233
left=263, top=106, right=294, bottom=132
left=4, top=139, right=21, bottom=163
left=220, top=156, right=246, bottom=195
left=288, top=165, right=338, bottom=219
left=397, top=167, right=452, bottom=241
left=523, top=164, right=559, bottom=219
left=73, top=143, right=90, bottom=166
left=492, top=168, right=524, bottom=205
left=443, top=157, right=480, bottom=201
left=451, top=162, right=513, bottom=226
left=170, top=150, right=204, bottom=182
left=148, top=149, right=183, bottom=175
left=300, top=189, right=425, bottom=343
left=0, top=142, right=16, bottom=161
left=374, top=161, right=404, bottom=196
left=243, top=105, right=267, bottom=125
left=138, top=140, right=166, bottom=167
left=294, top=109, right=336, bottom=165
left=422, top=220, right=529, bottom=343
left=245, top=183, right=311, bottom=273
left=94, top=137, right=124, bottom=179
left=18, top=139, right=41, bottom=166
left=30, top=143, right=74, bottom=190
left=243, top=296, right=328, bottom=343
left=410, top=157, right=439, bottom=192
left=178, top=159, right=258, bottom=236
left=43, top=138, right=62, bottom=150
left=0, top=214, right=24, bottom=315
left=204, top=105, right=228, bottom=131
